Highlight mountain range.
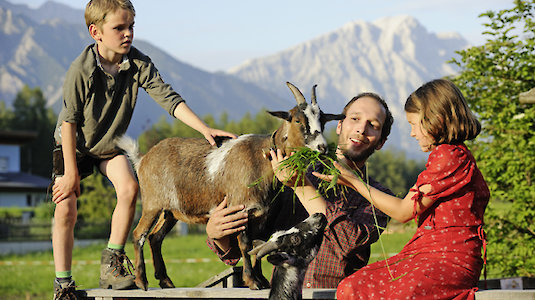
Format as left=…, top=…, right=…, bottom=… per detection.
left=0, top=0, right=290, bottom=136
left=0, top=0, right=469, bottom=158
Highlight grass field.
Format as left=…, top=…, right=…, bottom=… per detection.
left=0, top=225, right=416, bottom=300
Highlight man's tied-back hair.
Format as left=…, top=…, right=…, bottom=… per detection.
left=85, top=0, right=135, bottom=29
left=405, top=78, right=481, bottom=145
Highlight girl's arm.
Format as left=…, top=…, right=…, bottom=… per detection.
left=172, top=102, right=237, bottom=146
left=314, top=161, right=436, bottom=223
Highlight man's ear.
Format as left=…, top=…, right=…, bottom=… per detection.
left=375, top=138, right=387, bottom=151
left=88, top=24, right=101, bottom=41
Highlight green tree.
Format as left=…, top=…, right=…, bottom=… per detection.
left=367, top=150, right=424, bottom=197
left=72, top=173, right=117, bottom=239
left=449, top=0, right=535, bottom=277
left=0, top=101, right=14, bottom=129
left=8, top=86, right=57, bottom=178
left=77, top=173, right=116, bottom=223
left=138, top=109, right=282, bottom=153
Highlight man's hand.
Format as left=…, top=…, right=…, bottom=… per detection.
left=269, top=148, right=300, bottom=187
left=206, top=197, right=248, bottom=240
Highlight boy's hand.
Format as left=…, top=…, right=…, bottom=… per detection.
left=52, top=174, right=81, bottom=204
left=202, top=128, right=238, bottom=146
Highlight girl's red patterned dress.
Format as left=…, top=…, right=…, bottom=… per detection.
left=337, top=143, right=490, bottom=300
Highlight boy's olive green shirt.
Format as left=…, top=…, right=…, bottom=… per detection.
left=54, top=44, right=184, bottom=159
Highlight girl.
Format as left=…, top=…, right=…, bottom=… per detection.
left=317, top=79, right=490, bottom=299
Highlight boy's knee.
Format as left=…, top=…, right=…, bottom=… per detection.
left=54, top=205, right=78, bottom=228
left=116, top=180, right=139, bottom=203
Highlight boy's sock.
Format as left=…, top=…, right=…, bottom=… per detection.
left=55, top=271, right=72, bottom=283
left=107, top=243, right=125, bottom=252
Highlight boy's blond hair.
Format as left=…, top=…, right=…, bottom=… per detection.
left=85, top=0, right=135, bottom=29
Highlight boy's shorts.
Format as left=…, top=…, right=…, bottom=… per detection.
left=52, top=146, right=105, bottom=181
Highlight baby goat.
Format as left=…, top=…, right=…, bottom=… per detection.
left=249, top=213, right=327, bottom=300
left=117, top=82, right=343, bottom=291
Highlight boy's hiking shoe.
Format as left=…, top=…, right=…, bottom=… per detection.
left=53, top=278, right=78, bottom=300
left=99, top=248, right=136, bottom=290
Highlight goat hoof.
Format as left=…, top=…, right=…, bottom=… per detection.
left=159, top=278, right=175, bottom=289
left=258, top=277, right=270, bottom=290
left=246, top=278, right=270, bottom=290
left=134, top=279, right=148, bottom=291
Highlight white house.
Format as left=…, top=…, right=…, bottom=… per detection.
left=0, top=130, right=51, bottom=208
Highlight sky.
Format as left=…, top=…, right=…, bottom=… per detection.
left=11, top=0, right=514, bottom=72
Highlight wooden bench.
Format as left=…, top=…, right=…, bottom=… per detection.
left=76, top=288, right=535, bottom=300
left=78, top=287, right=335, bottom=299
left=76, top=268, right=535, bottom=299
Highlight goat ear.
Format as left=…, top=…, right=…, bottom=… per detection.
left=252, top=239, right=265, bottom=248
left=268, top=111, right=292, bottom=122
left=322, top=113, right=345, bottom=122
left=267, top=253, right=292, bottom=266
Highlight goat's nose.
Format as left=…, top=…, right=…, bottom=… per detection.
left=317, top=144, right=327, bottom=154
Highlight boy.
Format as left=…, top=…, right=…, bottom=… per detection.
left=51, top=0, right=236, bottom=298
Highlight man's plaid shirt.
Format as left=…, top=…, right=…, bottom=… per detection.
left=207, top=165, right=392, bottom=288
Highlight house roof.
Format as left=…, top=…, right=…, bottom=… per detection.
left=0, top=130, right=38, bottom=145
left=0, top=172, right=51, bottom=193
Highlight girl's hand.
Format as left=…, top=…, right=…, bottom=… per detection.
left=269, top=148, right=300, bottom=187
left=313, top=161, right=360, bottom=189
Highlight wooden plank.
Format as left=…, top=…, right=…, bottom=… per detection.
left=475, top=290, right=535, bottom=300
left=77, top=288, right=535, bottom=300
left=196, top=267, right=244, bottom=288
left=78, top=287, right=336, bottom=299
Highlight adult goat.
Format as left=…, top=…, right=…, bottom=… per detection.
left=117, top=82, right=343, bottom=291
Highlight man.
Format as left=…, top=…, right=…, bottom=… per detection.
left=206, top=93, right=394, bottom=288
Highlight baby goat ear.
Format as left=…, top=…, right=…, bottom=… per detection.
left=252, top=239, right=265, bottom=249
left=267, top=253, right=294, bottom=266
left=268, top=111, right=292, bottom=122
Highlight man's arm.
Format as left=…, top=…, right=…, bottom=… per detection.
left=322, top=202, right=388, bottom=257
left=205, top=197, right=247, bottom=265
left=269, top=149, right=327, bottom=215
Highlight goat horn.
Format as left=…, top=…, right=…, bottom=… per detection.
left=311, top=84, right=318, bottom=105
left=248, top=240, right=278, bottom=259
left=286, top=82, right=306, bottom=106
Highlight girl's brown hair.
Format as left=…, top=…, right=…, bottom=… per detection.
left=85, top=0, right=135, bottom=29
left=405, top=78, right=481, bottom=145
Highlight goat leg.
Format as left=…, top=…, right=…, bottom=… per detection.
left=149, top=211, right=178, bottom=289
left=132, top=209, right=162, bottom=291
left=237, top=231, right=270, bottom=290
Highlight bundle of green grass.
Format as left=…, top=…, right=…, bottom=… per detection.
left=250, top=145, right=349, bottom=198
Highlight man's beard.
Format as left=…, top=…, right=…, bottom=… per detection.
left=340, top=141, right=378, bottom=164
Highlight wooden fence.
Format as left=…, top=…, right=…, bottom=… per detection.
left=0, top=220, right=111, bottom=241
